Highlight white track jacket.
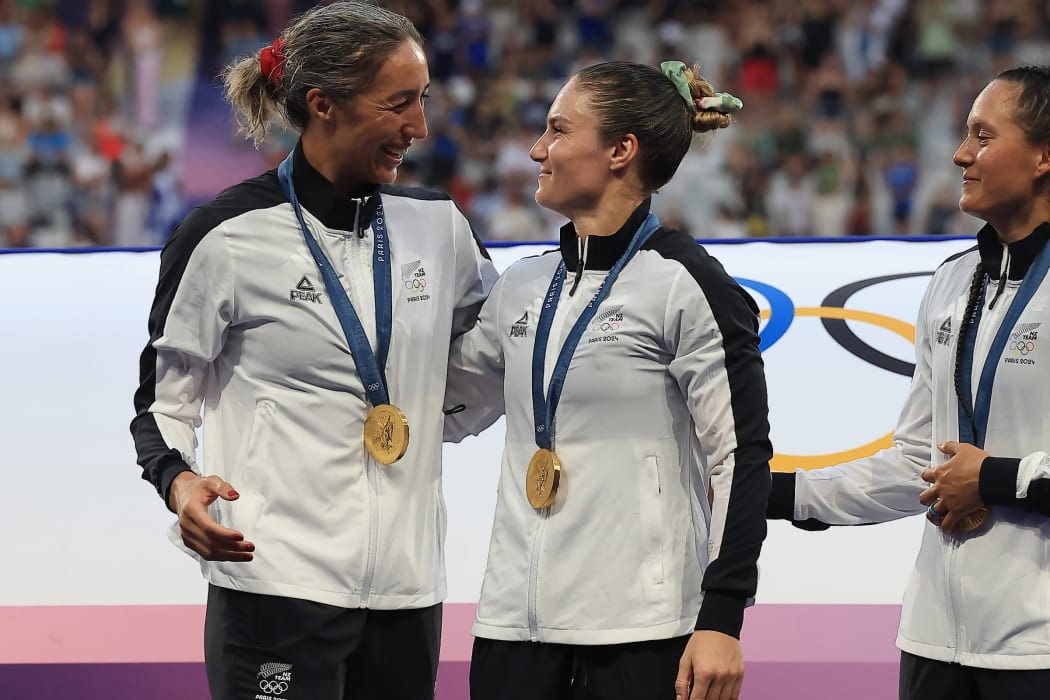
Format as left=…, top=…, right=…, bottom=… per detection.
left=771, top=224, right=1050, bottom=669
left=445, top=201, right=772, bottom=645
left=131, top=143, right=496, bottom=609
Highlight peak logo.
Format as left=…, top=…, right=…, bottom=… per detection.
left=935, top=317, right=952, bottom=346
left=509, top=311, right=529, bottom=339
left=290, top=275, right=322, bottom=304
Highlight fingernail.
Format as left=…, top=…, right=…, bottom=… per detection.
left=228, top=489, right=239, bottom=498
left=246, top=544, right=255, bottom=552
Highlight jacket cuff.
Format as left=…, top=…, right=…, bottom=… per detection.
left=766, top=471, right=796, bottom=520
left=159, top=458, right=194, bottom=512
left=695, top=590, right=746, bottom=638
left=979, top=457, right=1021, bottom=505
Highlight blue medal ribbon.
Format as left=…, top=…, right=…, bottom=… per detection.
left=532, top=213, right=661, bottom=450
left=277, top=152, right=393, bottom=406
left=957, top=241, right=1050, bottom=447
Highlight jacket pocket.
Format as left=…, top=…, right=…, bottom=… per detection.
left=639, top=454, right=666, bottom=586
left=213, top=399, right=274, bottom=534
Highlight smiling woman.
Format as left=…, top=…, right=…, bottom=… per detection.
left=768, top=65, right=1050, bottom=700
left=129, top=3, right=497, bottom=700
left=444, top=60, right=767, bottom=700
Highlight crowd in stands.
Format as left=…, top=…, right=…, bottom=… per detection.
left=2, top=0, right=1049, bottom=248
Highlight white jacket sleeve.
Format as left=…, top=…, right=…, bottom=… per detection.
left=793, top=281, right=936, bottom=524
left=443, top=267, right=506, bottom=443
left=131, top=216, right=234, bottom=503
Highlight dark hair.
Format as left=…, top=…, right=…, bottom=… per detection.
left=954, top=262, right=985, bottom=439
left=571, top=61, right=734, bottom=192
left=996, top=65, right=1050, bottom=145
left=223, top=1, right=424, bottom=146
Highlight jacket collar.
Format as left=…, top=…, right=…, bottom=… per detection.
left=559, top=198, right=652, bottom=271
left=976, top=221, right=1050, bottom=281
left=288, top=140, right=380, bottom=232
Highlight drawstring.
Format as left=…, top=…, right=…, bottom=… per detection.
left=568, top=236, right=588, bottom=297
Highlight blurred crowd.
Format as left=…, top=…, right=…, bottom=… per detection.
left=3, top=0, right=1050, bottom=249
left=0, top=0, right=192, bottom=248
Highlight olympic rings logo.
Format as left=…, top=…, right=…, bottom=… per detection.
left=1012, top=340, right=1036, bottom=355
left=259, top=680, right=289, bottom=694
left=591, top=321, right=620, bottom=333
left=736, top=273, right=931, bottom=473
left=403, top=278, right=427, bottom=290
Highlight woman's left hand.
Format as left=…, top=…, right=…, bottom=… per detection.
left=675, top=630, right=743, bottom=700
left=919, top=441, right=989, bottom=532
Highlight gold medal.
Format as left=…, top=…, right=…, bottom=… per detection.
left=526, top=448, right=561, bottom=509
left=959, top=506, right=989, bottom=532
left=364, top=404, right=409, bottom=464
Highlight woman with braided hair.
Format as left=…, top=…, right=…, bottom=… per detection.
left=129, top=2, right=496, bottom=698
left=767, top=66, right=1050, bottom=698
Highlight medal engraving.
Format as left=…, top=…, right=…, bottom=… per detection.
left=364, top=404, right=409, bottom=464
left=959, top=506, right=989, bottom=532
left=527, top=449, right=561, bottom=509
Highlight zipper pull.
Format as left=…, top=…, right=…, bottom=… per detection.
left=988, top=248, right=1009, bottom=310
left=353, top=197, right=364, bottom=239
left=568, top=236, right=587, bottom=297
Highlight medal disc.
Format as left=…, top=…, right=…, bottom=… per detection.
left=959, top=506, right=989, bottom=532
left=526, top=448, right=561, bottom=509
left=364, top=404, right=409, bottom=464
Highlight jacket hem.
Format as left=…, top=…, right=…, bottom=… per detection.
left=472, top=617, right=695, bottom=645
left=897, top=636, right=1050, bottom=670
left=204, top=570, right=445, bottom=610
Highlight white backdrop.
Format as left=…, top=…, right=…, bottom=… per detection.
left=0, top=237, right=972, bottom=608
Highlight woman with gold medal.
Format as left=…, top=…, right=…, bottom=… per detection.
left=767, top=66, right=1050, bottom=698
left=130, top=3, right=496, bottom=699
left=445, top=61, right=773, bottom=700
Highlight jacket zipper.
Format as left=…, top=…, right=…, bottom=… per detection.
left=526, top=270, right=588, bottom=638
left=945, top=536, right=961, bottom=660
left=343, top=206, right=382, bottom=606
left=527, top=508, right=550, bottom=640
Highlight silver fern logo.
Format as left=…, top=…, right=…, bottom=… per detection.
left=1005, top=321, right=1039, bottom=365
left=402, top=259, right=430, bottom=302
left=257, top=662, right=293, bottom=697
left=588, top=305, right=623, bottom=343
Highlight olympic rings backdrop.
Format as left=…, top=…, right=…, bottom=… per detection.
left=0, top=237, right=972, bottom=698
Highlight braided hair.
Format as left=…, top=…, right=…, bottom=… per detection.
left=953, top=263, right=986, bottom=440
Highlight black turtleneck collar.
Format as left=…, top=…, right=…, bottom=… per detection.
left=976, top=221, right=1050, bottom=280
left=559, top=198, right=653, bottom=271
left=288, top=139, right=380, bottom=233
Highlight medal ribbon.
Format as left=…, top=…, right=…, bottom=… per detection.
left=957, top=241, right=1050, bottom=447
left=277, top=152, right=393, bottom=406
left=532, top=213, right=661, bottom=450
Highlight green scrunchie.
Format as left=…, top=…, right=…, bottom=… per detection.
left=660, top=61, right=696, bottom=114
left=660, top=60, right=744, bottom=115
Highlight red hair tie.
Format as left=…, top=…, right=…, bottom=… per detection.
left=259, top=37, right=286, bottom=88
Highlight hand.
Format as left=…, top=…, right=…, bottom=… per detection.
left=675, top=630, right=743, bottom=700
left=919, top=441, right=988, bottom=533
left=168, top=472, right=255, bottom=561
